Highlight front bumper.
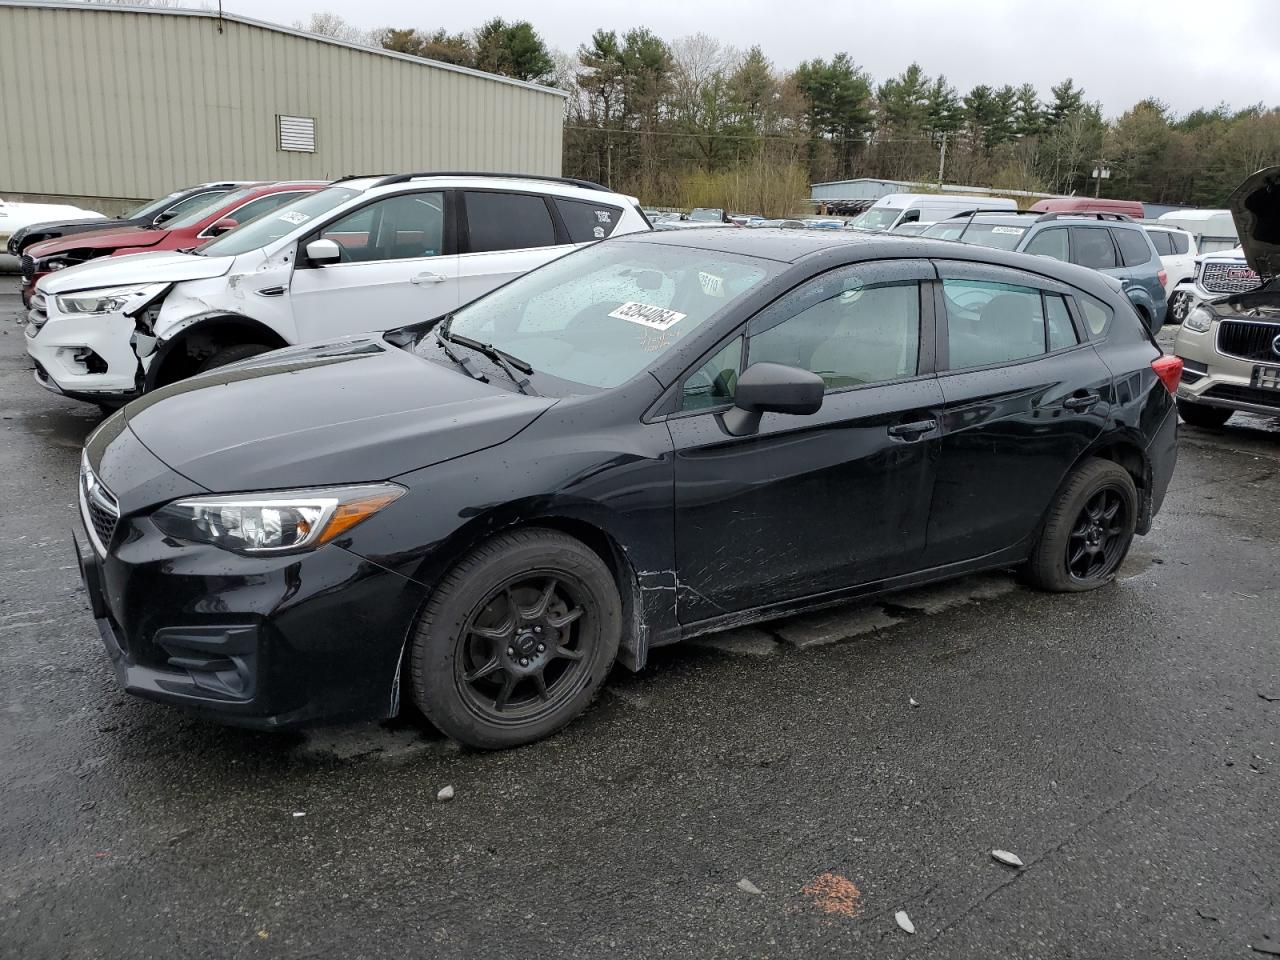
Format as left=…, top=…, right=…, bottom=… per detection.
left=25, top=301, right=142, bottom=399
left=75, top=499, right=428, bottom=728
left=1175, top=322, right=1280, bottom=416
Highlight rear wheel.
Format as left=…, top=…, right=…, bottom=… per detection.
left=1177, top=398, right=1232, bottom=429
left=197, top=342, right=272, bottom=373
left=1023, top=459, right=1138, bottom=592
left=410, top=528, right=620, bottom=749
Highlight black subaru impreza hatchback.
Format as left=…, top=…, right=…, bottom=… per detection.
left=77, top=229, right=1180, bottom=748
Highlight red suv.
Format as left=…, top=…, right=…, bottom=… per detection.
left=20, top=181, right=328, bottom=302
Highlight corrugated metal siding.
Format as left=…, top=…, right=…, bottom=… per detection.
left=0, top=3, right=564, bottom=201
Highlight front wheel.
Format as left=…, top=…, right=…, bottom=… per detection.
left=410, top=528, right=621, bottom=749
left=1168, top=291, right=1192, bottom=324
left=1023, top=459, right=1138, bottom=592
left=197, top=342, right=272, bottom=373
left=1177, top=398, right=1232, bottom=429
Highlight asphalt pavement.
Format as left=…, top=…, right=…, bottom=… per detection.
left=1, top=293, right=1278, bottom=959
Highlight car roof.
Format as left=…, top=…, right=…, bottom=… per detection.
left=334, top=173, right=635, bottom=204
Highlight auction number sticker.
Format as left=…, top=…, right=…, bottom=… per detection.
left=279, top=211, right=311, bottom=225
left=991, top=226, right=1025, bottom=235
left=609, top=301, right=688, bottom=330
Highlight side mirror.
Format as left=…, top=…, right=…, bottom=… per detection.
left=305, top=238, right=342, bottom=266
left=721, top=362, right=825, bottom=437
left=207, top=217, right=238, bottom=237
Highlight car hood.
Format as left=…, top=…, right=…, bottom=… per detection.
left=122, top=336, right=557, bottom=490
left=28, top=225, right=169, bottom=258
left=1229, top=165, right=1280, bottom=281
left=38, top=249, right=233, bottom=293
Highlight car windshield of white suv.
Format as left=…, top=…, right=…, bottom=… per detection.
left=921, top=220, right=1027, bottom=250
left=434, top=241, right=776, bottom=389
left=850, top=207, right=902, bottom=230
left=194, top=187, right=362, bottom=257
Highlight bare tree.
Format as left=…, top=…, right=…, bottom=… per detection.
left=292, top=11, right=369, bottom=44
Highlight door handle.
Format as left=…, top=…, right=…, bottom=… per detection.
left=887, top=419, right=938, bottom=440
left=1063, top=393, right=1100, bottom=411
left=411, top=273, right=446, bottom=285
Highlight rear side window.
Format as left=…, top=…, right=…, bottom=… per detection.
left=1069, top=228, right=1118, bottom=269
left=1024, top=228, right=1068, bottom=261
left=1113, top=228, right=1153, bottom=266
left=464, top=192, right=557, bottom=253
left=943, top=279, right=1046, bottom=370
left=555, top=199, right=623, bottom=242
left=1147, top=231, right=1173, bottom=256
left=1168, top=232, right=1190, bottom=254
left=1046, top=294, right=1078, bottom=350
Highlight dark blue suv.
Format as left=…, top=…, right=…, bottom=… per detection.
left=922, top=212, right=1168, bottom=332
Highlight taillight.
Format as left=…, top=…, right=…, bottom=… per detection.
left=1158, top=269, right=1168, bottom=289
left=1152, top=355, right=1182, bottom=395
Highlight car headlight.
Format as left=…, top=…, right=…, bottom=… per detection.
left=153, top=483, right=405, bottom=554
left=1183, top=306, right=1214, bottom=333
left=55, top=282, right=168, bottom=316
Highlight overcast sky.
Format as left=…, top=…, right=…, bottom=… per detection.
left=222, top=0, right=1279, bottom=117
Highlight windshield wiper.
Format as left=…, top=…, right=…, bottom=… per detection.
left=432, top=325, right=488, bottom=384
left=440, top=319, right=538, bottom=396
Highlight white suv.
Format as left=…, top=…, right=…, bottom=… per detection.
left=26, top=174, right=650, bottom=405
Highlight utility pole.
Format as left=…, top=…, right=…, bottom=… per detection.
left=1092, top=160, right=1110, bottom=198
left=937, top=133, right=947, bottom=189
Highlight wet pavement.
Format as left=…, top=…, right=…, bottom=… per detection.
left=2, top=295, right=1278, bottom=959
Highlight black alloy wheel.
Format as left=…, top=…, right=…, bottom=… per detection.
left=1023, top=458, right=1138, bottom=592
left=456, top=575, right=592, bottom=723
left=411, top=528, right=621, bottom=749
left=1065, top=488, right=1128, bottom=582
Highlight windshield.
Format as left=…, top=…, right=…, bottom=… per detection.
left=122, top=190, right=189, bottom=220
left=921, top=220, right=1027, bottom=250
left=850, top=207, right=902, bottom=231
left=196, top=187, right=361, bottom=257
left=439, top=241, right=776, bottom=389
left=164, top=188, right=257, bottom=230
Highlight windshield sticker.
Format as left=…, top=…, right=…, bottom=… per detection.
left=698, top=271, right=725, bottom=298
left=609, top=301, right=688, bottom=330
left=991, top=226, right=1025, bottom=235
left=279, top=211, right=311, bottom=225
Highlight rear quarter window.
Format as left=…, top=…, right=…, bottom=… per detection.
left=1113, top=228, right=1154, bottom=267
left=555, top=199, right=623, bottom=242
left=1075, top=294, right=1113, bottom=337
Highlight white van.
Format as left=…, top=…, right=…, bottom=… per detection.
left=849, top=193, right=1017, bottom=232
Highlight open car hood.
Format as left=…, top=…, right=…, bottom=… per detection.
left=1229, top=165, right=1280, bottom=282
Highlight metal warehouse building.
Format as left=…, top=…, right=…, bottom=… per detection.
left=0, top=0, right=566, bottom=213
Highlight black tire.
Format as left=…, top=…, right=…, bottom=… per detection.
left=198, top=342, right=272, bottom=373
left=1023, top=459, right=1138, bottom=593
left=1177, top=398, right=1232, bottom=429
left=410, top=528, right=621, bottom=749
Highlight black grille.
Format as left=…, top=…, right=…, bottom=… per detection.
left=1201, top=261, right=1260, bottom=294
left=80, top=464, right=120, bottom=552
left=19, top=255, right=34, bottom=283
left=1202, top=384, right=1280, bottom=410
left=1217, top=320, right=1280, bottom=362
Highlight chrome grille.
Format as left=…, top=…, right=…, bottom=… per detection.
left=79, top=455, right=120, bottom=554
left=1201, top=261, right=1260, bottom=295
left=19, top=254, right=35, bottom=283
left=1217, top=320, right=1280, bottom=362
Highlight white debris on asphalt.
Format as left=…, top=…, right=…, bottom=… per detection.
left=292, top=811, right=305, bottom=817
left=991, top=849, right=1024, bottom=867
left=895, top=910, right=915, bottom=934
left=437, top=785, right=455, bottom=802
left=909, top=697, right=920, bottom=708
left=736, top=878, right=762, bottom=895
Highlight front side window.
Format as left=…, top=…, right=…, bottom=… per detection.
left=1113, top=228, right=1154, bottom=266
left=464, top=192, right=557, bottom=253
left=318, top=193, right=444, bottom=263
left=1069, top=227, right=1118, bottom=269
left=556, top=198, right=622, bottom=243
left=1024, top=227, right=1069, bottom=261
left=748, top=275, right=921, bottom=389
left=443, top=241, right=775, bottom=389
left=195, top=186, right=361, bottom=257
left=944, top=279, right=1047, bottom=370
left=680, top=337, right=743, bottom=411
